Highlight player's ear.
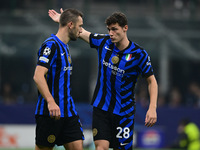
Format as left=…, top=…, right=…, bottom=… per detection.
left=67, top=21, right=73, bottom=29
left=123, top=25, right=128, bottom=32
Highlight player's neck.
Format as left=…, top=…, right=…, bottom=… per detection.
left=56, top=28, right=70, bottom=45
left=115, top=36, right=129, bottom=51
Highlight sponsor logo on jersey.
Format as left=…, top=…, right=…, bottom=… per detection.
left=63, top=66, right=72, bottom=71
left=103, top=59, right=125, bottom=77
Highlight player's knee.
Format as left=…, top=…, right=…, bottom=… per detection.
left=35, top=144, right=53, bottom=150
left=95, top=145, right=108, bottom=150
left=63, top=140, right=83, bottom=150
left=95, top=141, right=109, bottom=150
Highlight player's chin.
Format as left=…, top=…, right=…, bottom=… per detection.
left=111, top=38, right=117, bottom=43
left=75, top=34, right=80, bottom=39
left=71, top=37, right=78, bottom=41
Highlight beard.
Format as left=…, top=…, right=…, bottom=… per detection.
left=69, top=28, right=78, bottom=41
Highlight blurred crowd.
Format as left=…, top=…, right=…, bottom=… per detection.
left=173, top=0, right=199, bottom=18
left=0, top=79, right=200, bottom=109
left=135, top=79, right=200, bottom=109
left=0, top=81, right=36, bottom=105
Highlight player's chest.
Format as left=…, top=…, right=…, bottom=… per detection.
left=100, top=50, right=139, bottom=76
left=58, top=48, right=72, bottom=66
left=52, top=48, right=73, bottom=74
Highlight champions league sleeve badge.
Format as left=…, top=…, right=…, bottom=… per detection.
left=43, top=47, right=51, bottom=56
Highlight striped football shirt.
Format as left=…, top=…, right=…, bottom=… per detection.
left=35, top=34, right=77, bottom=117
left=90, top=33, right=154, bottom=117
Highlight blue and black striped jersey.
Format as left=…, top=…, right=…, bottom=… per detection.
left=35, top=34, right=77, bottom=117
left=90, top=33, right=154, bottom=117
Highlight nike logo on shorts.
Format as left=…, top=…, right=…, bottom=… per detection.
left=120, top=143, right=129, bottom=146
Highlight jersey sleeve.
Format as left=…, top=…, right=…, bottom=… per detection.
left=138, top=50, right=154, bottom=78
left=37, top=41, right=57, bottom=69
left=89, top=33, right=109, bottom=49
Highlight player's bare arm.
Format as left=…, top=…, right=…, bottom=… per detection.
left=145, top=75, right=158, bottom=127
left=79, top=28, right=90, bottom=43
left=33, top=65, right=61, bottom=120
left=48, top=8, right=91, bottom=43
left=48, top=8, right=63, bottom=23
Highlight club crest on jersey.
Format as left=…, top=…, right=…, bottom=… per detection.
left=43, top=47, right=51, bottom=56
left=47, top=135, right=56, bottom=143
left=111, top=56, right=119, bottom=64
left=68, top=56, right=72, bottom=64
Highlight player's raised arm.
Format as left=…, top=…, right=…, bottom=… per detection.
left=80, top=28, right=90, bottom=43
left=48, top=8, right=63, bottom=23
left=48, top=8, right=91, bottom=44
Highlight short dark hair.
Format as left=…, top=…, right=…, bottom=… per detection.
left=105, top=12, right=128, bottom=27
left=60, top=8, right=83, bottom=27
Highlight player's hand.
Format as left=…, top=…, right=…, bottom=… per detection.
left=48, top=8, right=63, bottom=23
left=145, top=108, right=157, bottom=127
left=48, top=100, right=61, bottom=120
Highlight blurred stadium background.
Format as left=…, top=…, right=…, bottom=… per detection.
left=0, top=0, right=200, bottom=149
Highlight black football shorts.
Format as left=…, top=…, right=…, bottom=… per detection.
left=35, top=115, right=84, bottom=147
left=92, top=107, right=134, bottom=150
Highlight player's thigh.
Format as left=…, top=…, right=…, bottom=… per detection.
left=35, top=144, right=53, bottom=150
left=111, top=114, right=134, bottom=150
left=35, top=116, right=61, bottom=147
left=92, top=107, right=111, bottom=142
left=63, top=140, right=83, bottom=150
left=94, top=140, right=109, bottom=150
left=59, top=115, right=84, bottom=145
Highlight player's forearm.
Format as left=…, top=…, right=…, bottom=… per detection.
left=147, top=75, right=158, bottom=109
left=79, top=28, right=91, bottom=43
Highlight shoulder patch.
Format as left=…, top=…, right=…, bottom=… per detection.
left=43, top=47, right=51, bottom=56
